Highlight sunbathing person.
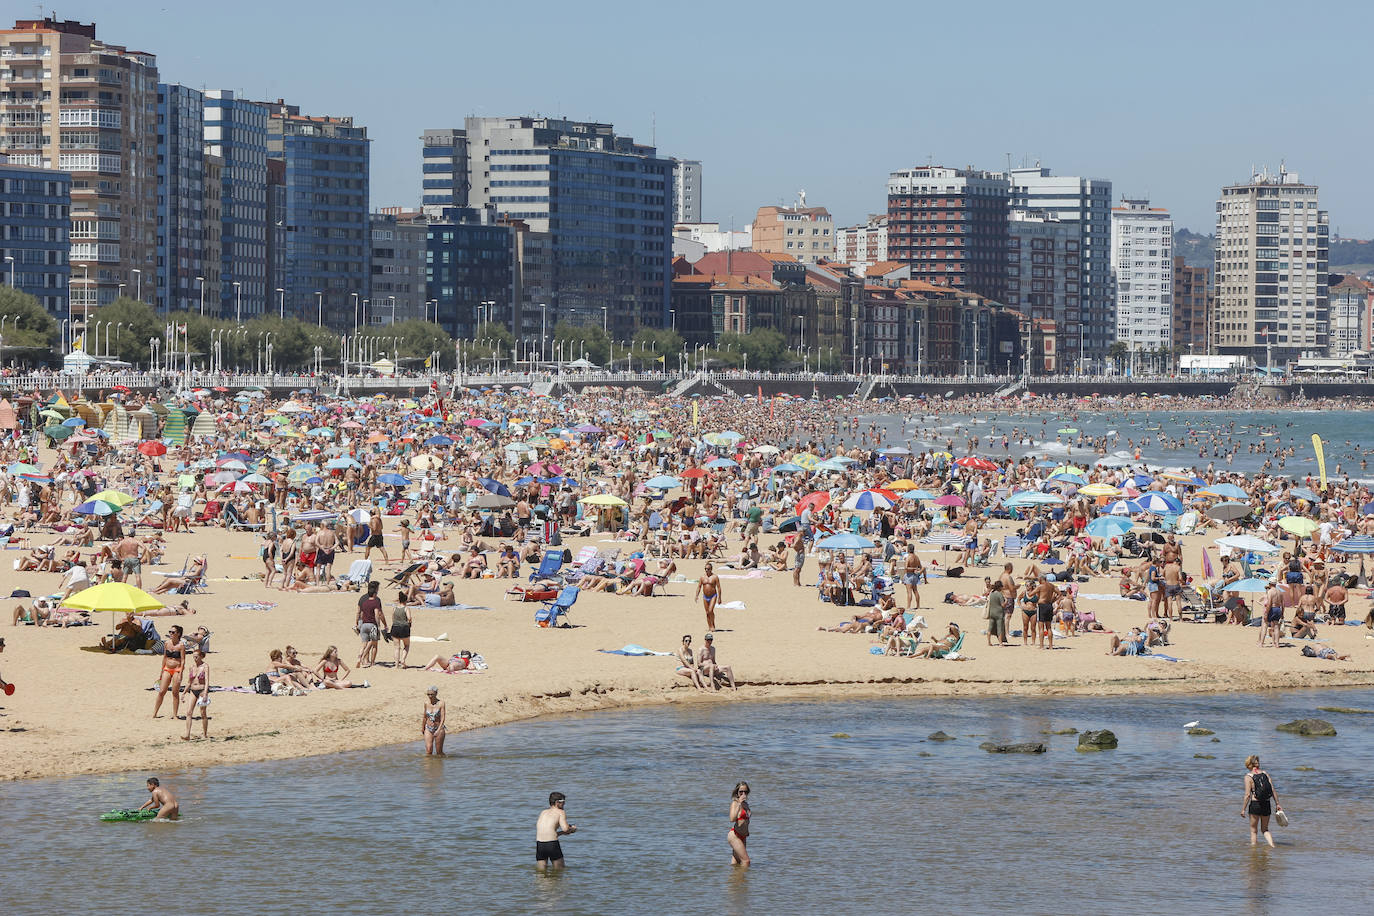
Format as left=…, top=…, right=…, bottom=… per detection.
left=267, top=649, right=315, bottom=692
left=422, top=651, right=477, bottom=673
left=1301, top=644, right=1351, bottom=661
left=151, top=555, right=206, bottom=594
left=1144, top=618, right=1171, bottom=647
left=404, top=580, right=455, bottom=607
left=697, top=633, right=735, bottom=690
left=911, top=622, right=962, bottom=658
left=1106, top=628, right=1148, bottom=656
left=459, top=548, right=487, bottom=580
left=314, top=646, right=358, bottom=688
left=819, top=612, right=880, bottom=633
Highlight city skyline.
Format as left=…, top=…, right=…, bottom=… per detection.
left=60, top=0, right=1374, bottom=237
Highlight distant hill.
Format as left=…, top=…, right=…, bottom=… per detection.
left=1171, top=229, right=1373, bottom=271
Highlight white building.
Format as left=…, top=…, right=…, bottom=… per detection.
left=835, top=214, right=888, bottom=272
left=1110, top=198, right=1173, bottom=351
left=1213, top=166, right=1329, bottom=364
left=672, top=221, right=750, bottom=254
left=671, top=158, right=702, bottom=224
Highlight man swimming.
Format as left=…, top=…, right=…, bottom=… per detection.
left=534, top=791, right=576, bottom=871
left=139, top=777, right=179, bottom=820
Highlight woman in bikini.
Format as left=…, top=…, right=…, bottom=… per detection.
left=421, top=686, right=447, bottom=756
left=315, top=645, right=356, bottom=689
left=728, top=781, right=751, bottom=867
left=278, top=527, right=298, bottom=589
left=675, top=634, right=704, bottom=689
left=181, top=647, right=210, bottom=740
left=260, top=532, right=278, bottom=589
left=152, top=625, right=186, bottom=720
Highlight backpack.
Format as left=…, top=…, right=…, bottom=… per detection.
left=251, top=673, right=272, bottom=695
left=1252, top=771, right=1273, bottom=801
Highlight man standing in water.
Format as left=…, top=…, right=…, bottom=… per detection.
left=695, top=562, right=722, bottom=632
left=139, top=777, right=179, bottom=820
left=535, top=791, right=577, bottom=871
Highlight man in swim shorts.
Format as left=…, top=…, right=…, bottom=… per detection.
left=1035, top=576, right=1057, bottom=649
left=535, top=791, right=576, bottom=871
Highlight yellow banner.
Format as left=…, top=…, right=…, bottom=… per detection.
left=1312, top=434, right=1327, bottom=489
left=692, top=401, right=699, bottom=429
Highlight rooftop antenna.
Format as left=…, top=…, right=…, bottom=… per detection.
left=1005, top=152, right=1012, bottom=172
left=651, top=112, right=655, bottom=146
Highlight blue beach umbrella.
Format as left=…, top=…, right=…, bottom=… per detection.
left=1199, top=483, right=1247, bottom=500
left=1103, top=499, right=1143, bottom=516
left=1136, top=492, right=1183, bottom=515
left=706, top=457, right=739, bottom=470
left=1330, top=535, right=1374, bottom=555
left=815, top=532, right=876, bottom=551
left=646, top=475, right=681, bottom=489
left=477, top=477, right=510, bottom=497
left=378, top=473, right=411, bottom=487
left=1223, top=578, right=1271, bottom=593
left=1086, top=516, right=1133, bottom=538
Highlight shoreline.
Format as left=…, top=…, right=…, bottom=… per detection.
left=8, top=666, right=1374, bottom=783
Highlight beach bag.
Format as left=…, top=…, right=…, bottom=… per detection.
left=251, top=673, right=272, bottom=695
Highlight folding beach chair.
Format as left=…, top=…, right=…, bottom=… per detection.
left=530, top=549, right=565, bottom=582
left=534, top=585, right=579, bottom=627
left=338, top=559, right=373, bottom=590
left=1001, top=535, right=1026, bottom=558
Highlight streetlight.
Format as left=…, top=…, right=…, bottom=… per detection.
left=426, top=299, right=437, bottom=324
left=131, top=268, right=141, bottom=301
left=196, top=276, right=205, bottom=316
left=601, top=306, right=608, bottom=336
left=350, top=291, right=359, bottom=331
left=539, top=303, right=548, bottom=364
left=316, top=291, right=323, bottom=327
left=118, top=282, right=126, bottom=299
left=4, top=255, right=13, bottom=287
left=232, top=281, right=242, bottom=323
left=278, top=288, right=286, bottom=320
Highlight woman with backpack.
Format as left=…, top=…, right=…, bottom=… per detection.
left=1242, top=754, right=1283, bottom=847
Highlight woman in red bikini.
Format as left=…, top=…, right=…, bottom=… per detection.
left=152, top=625, right=186, bottom=720
left=728, top=781, right=751, bottom=867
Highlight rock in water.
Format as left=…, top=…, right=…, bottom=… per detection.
left=1276, top=719, right=1337, bottom=737
left=1194, top=754, right=1216, bottom=759
left=1076, top=729, right=1119, bottom=751
left=831, top=733, right=851, bottom=739
left=1042, top=727, right=1079, bottom=735
left=1187, top=727, right=1215, bottom=736
left=927, top=731, right=955, bottom=741
left=979, top=741, right=1047, bottom=754
left=1294, top=766, right=1315, bottom=771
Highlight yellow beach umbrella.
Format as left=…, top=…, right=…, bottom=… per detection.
left=62, top=581, right=166, bottom=636
left=792, top=453, right=820, bottom=470
left=887, top=479, right=919, bottom=491
left=1078, top=483, right=1122, bottom=498
left=1277, top=516, right=1318, bottom=538
left=579, top=494, right=627, bottom=507
left=91, top=490, right=135, bottom=507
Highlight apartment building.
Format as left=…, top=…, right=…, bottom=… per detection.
left=156, top=83, right=204, bottom=313
left=0, top=18, right=157, bottom=316
left=1006, top=210, right=1082, bottom=363
left=421, top=127, right=467, bottom=218
left=886, top=166, right=1008, bottom=303
left=1110, top=199, right=1173, bottom=352
left=0, top=155, right=70, bottom=314
left=1213, top=166, right=1329, bottom=365
left=751, top=201, right=834, bottom=265
left=672, top=158, right=701, bottom=224
left=835, top=214, right=888, bottom=272
left=369, top=209, right=427, bottom=324
left=203, top=90, right=268, bottom=318
left=1171, top=255, right=1211, bottom=354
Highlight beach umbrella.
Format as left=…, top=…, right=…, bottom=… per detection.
left=62, top=581, right=166, bottom=635
left=1223, top=578, right=1271, bottom=593
left=473, top=492, right=516, bottom=509
left=771, top=463, right=806, bottom=474
left=922, top=529, right=970, bottom=548
left=1103, top=499, right=1142, bottom=515
left=751, top=444, right=781, bottom=455
left=932, top=494, right=965, bottom=507
left=306, top=427, right=335, bottom=438
left=1136, top=492, right=1183, bottom=515
left=816, top=532, right=875, bottom=551
left=290, top=510, right=338, bottom=523
left=646, top=475, right=681, bottom=489
left=574, top=424, right=604, bottom=434
left=1330, top=535, right=1374, bottom=554
left=216, top=459, right=249, bottom=471
left=1277, top=516, right=1318, bottom=538
left=796, top=491, right=831, bottom=513
left=44, top=425, right=73, bottom=440
left=706, top=457, right=739, bottom=470
left=423, top=435, right=454, bottom=447
left=1198, top=483, right=1247, bottom=500
left=814, top=458, right=853, bottom=472
left=1289, top=487, right=1321, bottom=503
left=91, top=490, right=135, bottom=507
left=791, top=453, right=821, bottom=470
left=7, top=462, right=41, bottom=476
left=955, top=456, right=999, bottom=471
left=61, top=416, right=85, bottom=428
left=1004, top=491, right=1063, bottom=508
left=1085, top=516, right=1133, bottom=538
left=1050, top=472, right=1088, bottom=485
left=1215, top=534, right=1280, bottom=554
left=410, top=454, right=443, bottom=471
left=73, top=499, right=118, bottom=516
left=217, top=480, right=257, bottom=494
left=477, top=477, right=510, bottom=497
left=243, top=473, right=273, bottom=485
left=579, top=494, right=627, bottom=507
left=325, top=457, right=362, bottom=470
left=878, top=446, right=913, bottom=457
left=887, top=479, right=919, bottom=491
left=902, top=489, right=936, bottom=501
left=842, top=490, right=895, bottom=511
left=1078, top=483, right=1122, bottom=498
left=378, top=473, right=411, bottom=487
left=680, top=468, right=708, bottom=480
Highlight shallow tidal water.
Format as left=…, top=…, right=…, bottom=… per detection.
left=3, top=688, right=1373, bottom=915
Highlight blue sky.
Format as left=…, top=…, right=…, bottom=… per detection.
left=57, top=0, right=1374, bottom=235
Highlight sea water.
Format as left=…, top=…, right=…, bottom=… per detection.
left=2, top=689, right=1372, bottom=915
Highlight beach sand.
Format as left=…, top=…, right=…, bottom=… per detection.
left=3, top=518, right=1372, bottom=781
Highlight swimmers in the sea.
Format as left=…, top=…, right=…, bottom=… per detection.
left=728, top=781, right=751, bottom=867
left=535, top=791, right=576, bottom=872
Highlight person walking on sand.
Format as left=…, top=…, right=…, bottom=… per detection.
left=1260, top=583, right=1284, bottom=648
left=535, top=791, right=577, bottom=872
left=695, top=562, right=722, bottom=632
left=421, top=686, right=446, bottom=756
left=366, top=508, right=390, bottom=564
left=728, top=781, right=751, bottom=867
left=139, top=777, right=179, bottom=820
left=1242, top=754, right=1282, bottom=847
left=181, top=647, right=210, bottom=740
left=356, top=580, right=386, bottom=668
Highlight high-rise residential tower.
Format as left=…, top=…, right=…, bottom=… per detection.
left=886, top=166, right=1009, bottom=304
left=1213, top=166, right=1328, bottom=366
left=460, top=116, right=671, bottom=337
left=265, top=99, right=370, bottom=329
left=156, top=83, right=204, bottom=313
left=1004, top=167, right=1113, bottom=365
left=0, top=18, right=158, bottom=316
left=1110, top=198, right=1173, bottom=353
left=672, top=158, right=701, bottom=224
left=421, top=127, right=467, bottom=218
left=203, top=90, right=268, bottom=319
left=0, top=156, right=70, bottom=316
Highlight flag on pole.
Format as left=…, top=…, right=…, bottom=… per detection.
left=72, top=334, right=84, bottom=351
left=424, top=355, right=432, bottom=368
left=1312, top=434, right=1328, bottom=489
left=1201, top=547, right=1215, bottom=579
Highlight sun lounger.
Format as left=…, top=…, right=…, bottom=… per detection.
left=534, top=585, right=579, bottom=628
left=1001, top=535, right=1026, bottom=558
left=338, top=559, right=373, bottom=590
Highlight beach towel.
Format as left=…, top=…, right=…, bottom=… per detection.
left=409, top=633, right=450, bottom=643
left=226, top=602, right=278, bottom=611
left=597, top=644, right=674, bottom=656
left=717, top=600, right=746, bottom=611
left=1142, top=654, right=1186, bottom=663
left=1078, top=593, right=1144, bottom=602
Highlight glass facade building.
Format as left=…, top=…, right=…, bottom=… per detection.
left=0, top=160, right=70, bottom=314
left=203, top=90, right=267, bottom=318
left=156, top=83, right=204, bottom=313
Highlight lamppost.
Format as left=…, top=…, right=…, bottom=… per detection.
left=388, top=296, right=396, bottom=326
left=196, top=276, right=205, bottom=316
left=539, top=303, right=548, bottom=364
left=668, top=307, right=675, bottom=330
left=131, top=268, right=141, bottom=301
left=601, top=306, right=608, bottom=337
left=426, top=299, right=437, bottom=324
left=117, top=282, right=126, bottom=299
left=232, top=281, right=242, bottom=323
left=350, top=291, right=359, bottom=330
left=4, top=255, right=13, bottom=287
left=316, top=291, right=323, bottom=327
left=278, top=288, right=286, bottom=320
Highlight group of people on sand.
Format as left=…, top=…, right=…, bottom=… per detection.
left=674, top=632, right=737, bottom=690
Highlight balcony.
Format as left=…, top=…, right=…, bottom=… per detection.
left=58, top=152, right=121, bottom=174
left=58, top=108, right=121, bottom=129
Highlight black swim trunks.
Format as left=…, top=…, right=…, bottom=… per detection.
left=535, top=840, right=563, bottom=862
left=1330, top=603, right=1346, bottom=621
left=367, top=533, right=383, bottom=548
left=1037, top=602, right=1054, bottom=623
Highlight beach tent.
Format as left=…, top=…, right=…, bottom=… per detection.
left=61, top=349, right=96, bottom=373
left=102, top=403, right=128, bottom=439
left=163, top=408, right=190, bottom=445
left=370, top=357, right=396, bottom=377
left=190, top=411, right=217, bottom=439
left=0, top=399, right=15, bottom=430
